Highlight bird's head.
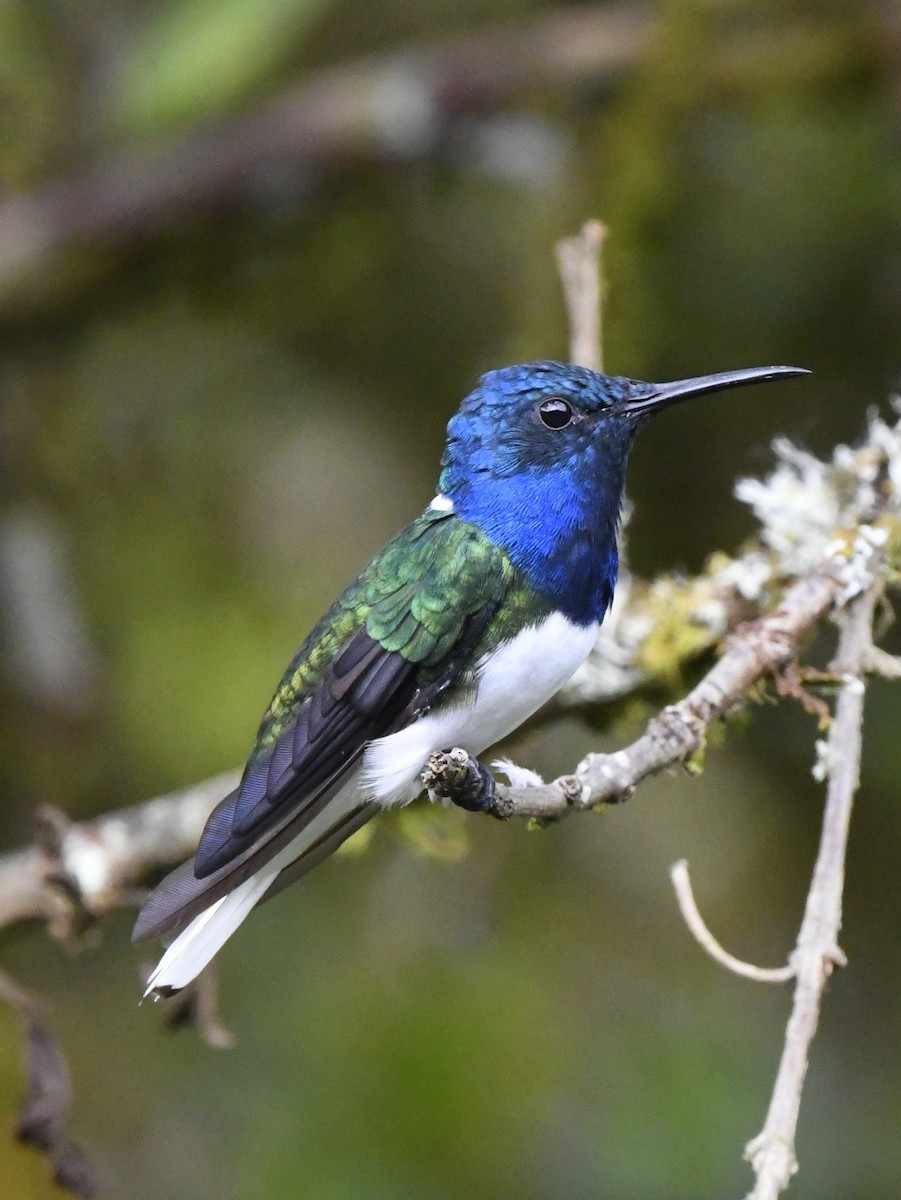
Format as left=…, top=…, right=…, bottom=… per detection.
left=440, top=360, right=807, bottom=497
left=437, top=360, right=807, bottom=622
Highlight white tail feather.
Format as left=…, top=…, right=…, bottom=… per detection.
left=144, top=866, right=278, bottom=997
left=144, top=779, right=364, bottom=998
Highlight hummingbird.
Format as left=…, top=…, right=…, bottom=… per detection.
left=134, top=360, right=807, bottom=996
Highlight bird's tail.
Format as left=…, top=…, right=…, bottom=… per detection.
left=136, top=796, right=376, bottom=998
left=142, top=863, right=282, bottom=997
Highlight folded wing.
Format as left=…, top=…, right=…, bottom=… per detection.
left=133, top=512, right=512, bottom=948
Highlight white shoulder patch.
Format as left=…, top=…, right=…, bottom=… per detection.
left=428, top=493, right=455, bottom=513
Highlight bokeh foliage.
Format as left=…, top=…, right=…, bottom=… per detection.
left=0, top=1, right=899, bottom=1197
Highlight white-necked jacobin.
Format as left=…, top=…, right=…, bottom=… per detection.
left=135, top=360, right=807, bottom=996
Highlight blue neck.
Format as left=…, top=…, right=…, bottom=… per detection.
left=444, top=443, right=627, bottom=626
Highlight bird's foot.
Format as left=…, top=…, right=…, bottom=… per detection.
left=422, top=748, right=500, bottom=817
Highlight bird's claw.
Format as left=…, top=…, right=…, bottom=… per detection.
left=422, top=748, right=499, bottom=815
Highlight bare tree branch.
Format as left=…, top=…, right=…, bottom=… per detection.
left=744, top=585, right=874, bottom=1199
left=0, top=554, right=848, bottom=939
left=0, top=772, right=238, bottom=932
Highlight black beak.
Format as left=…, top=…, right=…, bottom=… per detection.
left=621, top=365, right=810, bottom=418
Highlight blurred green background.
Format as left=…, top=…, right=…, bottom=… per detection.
left=0, top=0, right=899, bottom=1197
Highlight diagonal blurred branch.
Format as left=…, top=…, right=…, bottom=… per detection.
left=0, top=970, right=99, bottom=1196
left=0, top=6, right=651, bottom=300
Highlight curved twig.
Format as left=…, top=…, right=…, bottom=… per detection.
left=670, top=860, right=795, bottom=983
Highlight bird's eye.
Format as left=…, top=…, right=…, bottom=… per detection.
left=537, top=397, right=574, bottom=430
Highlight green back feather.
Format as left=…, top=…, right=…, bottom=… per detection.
left=253, top=510, right=556, bottom=756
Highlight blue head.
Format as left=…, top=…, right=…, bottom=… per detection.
left=439, top=360, right=807, bottom=624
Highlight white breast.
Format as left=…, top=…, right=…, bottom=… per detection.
left=361, top=612, right=598, bottom=805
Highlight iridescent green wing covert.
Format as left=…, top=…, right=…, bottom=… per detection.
left=190, top=509, right=514, bottom=878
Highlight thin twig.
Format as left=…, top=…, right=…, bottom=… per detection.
left=670, top=860, right=795, bottom=983
left=555, top=220, right=607, bottom=370
left=154, top=964, right=235, bottom=1050
left=0, top=970, right=99, bottom=1196
left=744, top=586, right=875, bottom=1200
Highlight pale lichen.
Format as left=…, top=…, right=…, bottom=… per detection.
left=492, top=758, right=545, bottom=788
left=735, top=406, right=901, bottom=604
left=811, top=736, right=833, bottom=783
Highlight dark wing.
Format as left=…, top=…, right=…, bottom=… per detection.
left=194, top=623, right=428, bottom=877
left=133, top=511, right=512, bottom=944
